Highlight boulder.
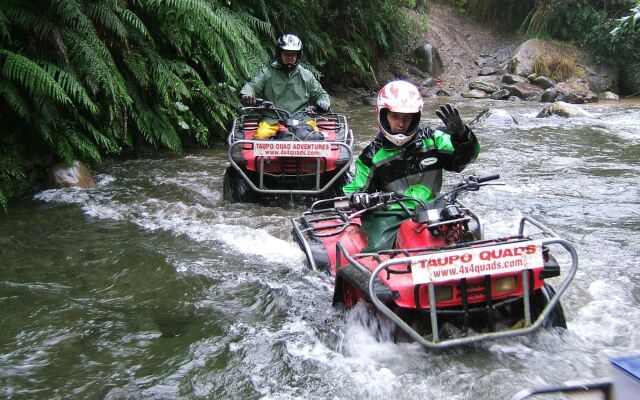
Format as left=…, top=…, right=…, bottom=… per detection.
left=536, top=101, right=595, bottom=118
left=469, top=80, right=500, bottom=94
left=490, top=89, right=510, bottom=100
left=598, top=91, right=619, bottom=101
left=502, top=74, right=529, bottom=84
left=531, top=76, right=556, bottom=90
left=502, top=83, right=544, bottom=101
left=461, top=89, right=488, bottom=99
left=410, top=43, right=444, bottom=77
left=478, top=67, right=498, bottom=76
left=541, top=88, right=558, bottom=103
left=555, top=82, right=598, bottom=104
left=47, top=160, right=96, bottom=189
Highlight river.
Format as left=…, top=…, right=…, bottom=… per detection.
left=1, top=98, right=639, bottom=399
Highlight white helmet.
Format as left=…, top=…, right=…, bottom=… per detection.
left=376, top=80, right=424, bottom=146
left=276, top=34, right=303, bottom=70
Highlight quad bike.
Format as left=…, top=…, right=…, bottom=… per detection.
left=223, top=99, right=354, bottom=203
left=291, top=174, right=578, bottom=349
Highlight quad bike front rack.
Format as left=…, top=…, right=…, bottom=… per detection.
left=337, top=215, right=578, bottom=349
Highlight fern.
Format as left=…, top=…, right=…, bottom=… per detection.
left=0, top=50, right=73, bottom=107
left=0, top=77, right=30, bottom=119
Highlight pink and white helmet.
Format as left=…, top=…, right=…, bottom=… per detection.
left=376, top=80, right=424, bottom=146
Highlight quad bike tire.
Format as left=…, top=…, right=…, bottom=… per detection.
left=530, top=283, right=567, bottom=329
left=223, top=166, right=255, bottom=203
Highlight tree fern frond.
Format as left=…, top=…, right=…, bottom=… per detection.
left=41, top=63, right=99, bottom=116
left=130, top=104, right=158, bottom=147
left=62, top=122, right=102, bottom=163
left=75, top=113, right=120, bottom=154
left=122, top=51, right=150, bottom=88
left=4, top=6, right=56, bottom=39
left=84, top=1, right=129, bottom=45
left=117, top=8, right=154, bottom=47
left=0, top=49, right=73, bottom=108
left=0, top=78, right=30, bottom=120
left=0, top=9, right=10, bottom=44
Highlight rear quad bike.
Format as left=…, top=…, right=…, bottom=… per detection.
left=291, top=174, right=578, bottom=349
left=223, top=99, right=354, bottom=204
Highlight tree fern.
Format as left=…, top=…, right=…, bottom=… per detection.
left=0, top=50, right=73, bottom=107
left=0, top=77, right=30, bottom=119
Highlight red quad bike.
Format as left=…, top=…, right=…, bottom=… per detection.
left=223, top=99, right=354, bottom=203
left=291, top=174, right=578, bottom=349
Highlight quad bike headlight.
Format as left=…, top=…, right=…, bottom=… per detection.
left=494, top=277, right=517, bottom=294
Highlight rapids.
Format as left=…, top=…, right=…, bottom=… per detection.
left=1, top=98, right=639, bottom=399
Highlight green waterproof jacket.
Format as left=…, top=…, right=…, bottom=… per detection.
left=343, top=126, right=480, bottom=206
left=240, top=61, right=330, bottom=118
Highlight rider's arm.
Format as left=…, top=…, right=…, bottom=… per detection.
left=432, top=127, right=480, bottom=173
left=240, top=67, right=269, bottom=98
left=305, top=71, right=330, bottom=107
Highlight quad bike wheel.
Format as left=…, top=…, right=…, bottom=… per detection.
left=223, top=166, right=255, bottom=203
left=530, top=283, right=567, bottom=329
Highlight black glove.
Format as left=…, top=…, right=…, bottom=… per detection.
left=315, top=100, right=330, bottom=113
left=241, top=94, right=257, bottom=107
left=350, top=192, right=372, bottom=210
left=435, top=103, right=467, bottom=140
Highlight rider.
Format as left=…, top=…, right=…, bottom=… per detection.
left=343, top=80, right=480, bottom=251
left=240, top=33, right=331, bottom=140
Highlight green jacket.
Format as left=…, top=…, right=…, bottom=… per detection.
left=343, top=127, right=479, bottom=206
left=240, top=61, right=330, bottom=118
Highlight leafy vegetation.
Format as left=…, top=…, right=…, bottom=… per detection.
left=0, top=0, right=424, bottom=209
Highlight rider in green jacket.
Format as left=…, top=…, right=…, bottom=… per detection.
left=343, top=80, right=480, bottom=251
left=240, top=34, right=331, bottom=139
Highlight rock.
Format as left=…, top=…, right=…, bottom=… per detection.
left=495, top=45, right=516, bottom=64
left=531, top=76, right=556, bottom=90
left=541, top=88, right=558, bottom=103
left=478, top=67, right=497, bottom=76
left=598, top=91, right=619, bottom=101
left=502, top=83, right=544, bottom=101
left=47, top=160, right=96, bottom=189
left=536, top=101, right=595, bottom=118
left=507, top=96, right=522, bottom=102
left=582, top=63, right=619, bottom=93
left=555, top=82, right=598, bottom=104
left=508, top=39, right=569, bottom=77
left=436, top=89, right=452, bottom=97
left=490, top=89, right=510, bottom=100
left=469, top=81, right=500, bottom=93
left=461, top=89, right=488, bottom=99
left=501, top=74, right=529, bottom=84
left=469, top=108, right=518, bottom=126
left=410, top=43, right=444, bottom=77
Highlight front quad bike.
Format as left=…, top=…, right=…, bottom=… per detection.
left=291, top=174, right=577, bottom=349
left=223, top=100, right=354, bottom=204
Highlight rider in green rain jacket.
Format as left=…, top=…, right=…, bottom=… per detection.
left=240, top=34, right=330, bottom=126
left=343, top=80, right=479, bottom=251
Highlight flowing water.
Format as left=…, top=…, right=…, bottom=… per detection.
left=1, top=98, right=640, bottom=400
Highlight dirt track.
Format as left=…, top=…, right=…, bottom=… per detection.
left=424, top=0, right=518, bottom=95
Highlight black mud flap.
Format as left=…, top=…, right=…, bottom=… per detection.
left=335, top=265, right=399, bottom=304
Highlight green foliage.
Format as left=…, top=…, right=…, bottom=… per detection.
left=0, top=0, right=423, bottom=208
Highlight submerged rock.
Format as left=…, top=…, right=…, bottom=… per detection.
left=536, top=101, right=595, bottom=118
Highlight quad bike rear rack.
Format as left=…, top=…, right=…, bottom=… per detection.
left=337, top=216, right=578, bottom=349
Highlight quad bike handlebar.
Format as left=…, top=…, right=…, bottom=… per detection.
left=346, top=174, right=502, bottom=218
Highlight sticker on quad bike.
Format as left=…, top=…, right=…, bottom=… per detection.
left=411, top=240, right=545, bottom=284
left=253, top=141, right=332, bottom=157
